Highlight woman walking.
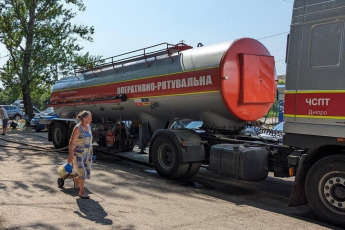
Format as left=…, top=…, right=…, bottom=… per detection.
left=68, top=110, right=93, bottom=199
left=0, top=105, right=9, bottom=135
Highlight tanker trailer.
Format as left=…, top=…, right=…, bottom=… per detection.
left=49, top=38, right=279, bottom=179
left=46, top=1, right=345, bottom=226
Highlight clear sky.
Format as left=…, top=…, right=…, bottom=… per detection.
left=0, top=0, right=294, bottom=80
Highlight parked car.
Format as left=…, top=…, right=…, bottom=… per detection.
left=12, top=99, right=23, bottom=106
left=186, top=121, right=203, bottom=130
left=273, top=122, right=284, bottom=132
left=30, top=112, right=58, bottom=132
left=32, top=106, right=48, bottom=117
left=42, top=107, right=54, bottom=114
left=185, top=121, right=205, bottom=133
left=1, top=105, right=23, bottom=120
left=17, top=104, right=48, bottom=117
left=170, top=120, right=191, bottom=129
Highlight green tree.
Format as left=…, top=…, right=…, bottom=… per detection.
left=0, top=83, right=21, bottom=104
left=0, top=0, right=96, bottom=118
left=277, top=78, right=285, bottom=85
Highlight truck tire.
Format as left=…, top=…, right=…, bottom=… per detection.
left=305, top=154, right=345, bottom=227
left=151, top=134, right=189, bottom=179
left=52, top=122, right=69, bottom=149
left=184, top=162, right=201, bottom=178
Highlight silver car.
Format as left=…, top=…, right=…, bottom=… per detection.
left=1, top=105, right=23, bottom=120
left=17, top=104, right=48, bottom=117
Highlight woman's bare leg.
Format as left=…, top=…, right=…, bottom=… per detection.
left=78, top=178, right=86, bottom=196
left=73, top=176, right=79, bottom=190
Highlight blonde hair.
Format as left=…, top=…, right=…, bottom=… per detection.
left=77, top=110, right=91, bottom=121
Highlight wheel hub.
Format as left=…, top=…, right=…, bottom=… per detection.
left=54, top=128, right=62, bottom=142
left=323, top=176, right=345, bottom=209
left=157, top=144, right=174, bottom=169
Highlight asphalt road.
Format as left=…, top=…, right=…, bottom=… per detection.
left=0, top=129, right=342, bottom=230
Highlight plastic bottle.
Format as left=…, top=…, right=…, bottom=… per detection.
left=58, top=163, right=72, bottom=178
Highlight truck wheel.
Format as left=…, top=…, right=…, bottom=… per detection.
left=305, top=154, right=345, bottom=227
left=184, top=162, right=201, bottom=178
left=52, top=122, right=69, bottom=149
left=151, top=134, right=189, bottom=179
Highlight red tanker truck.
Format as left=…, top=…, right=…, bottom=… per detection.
left=47, top=0, right=345, bottom=227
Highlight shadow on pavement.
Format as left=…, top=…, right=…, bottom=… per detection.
left=74, top=198, right=113, bottom=225
left=59, top=186, right=112, bottom=225
left=93, top=151, right=344, bottom=229
left=59, top=187, right=78, bottom=197
left=6, top=223, right=60, bottom=230
left=0, top=131, right=343, bottom=229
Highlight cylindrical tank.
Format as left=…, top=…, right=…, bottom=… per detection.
left=51, top=38, right=276, bottom=132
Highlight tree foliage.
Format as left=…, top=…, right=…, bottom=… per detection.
left=277, top=78, right=285, bottom=85
left=0, top=0, right=98, bottom=118
left=0, top=86, right=20, bottom=105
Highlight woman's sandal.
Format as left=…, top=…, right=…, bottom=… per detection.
left=79, top=194, right=89, bottom=199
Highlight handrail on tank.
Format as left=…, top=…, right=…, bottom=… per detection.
left=73, top=42, right=192, bottom=76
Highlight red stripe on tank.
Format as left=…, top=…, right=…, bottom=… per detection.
left=50, top=68, right=220, bottom=104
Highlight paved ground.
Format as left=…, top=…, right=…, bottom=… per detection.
left=0, top=128, right=343, bottom=230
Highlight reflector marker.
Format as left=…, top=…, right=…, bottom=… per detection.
left=284, top=114, right=345, bottom=120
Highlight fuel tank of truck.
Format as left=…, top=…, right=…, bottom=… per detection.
left=50, top=38, right=276, bottom=132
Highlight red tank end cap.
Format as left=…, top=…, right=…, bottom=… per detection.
left=220, top=38, right=276, bottom=121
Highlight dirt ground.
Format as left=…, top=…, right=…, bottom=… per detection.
left=0, top=128, right=342, bottom=230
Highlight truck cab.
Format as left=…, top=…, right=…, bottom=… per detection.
left=284, top=0, right=345, bottom=226
left=284, top=0, right=345, bottom=148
